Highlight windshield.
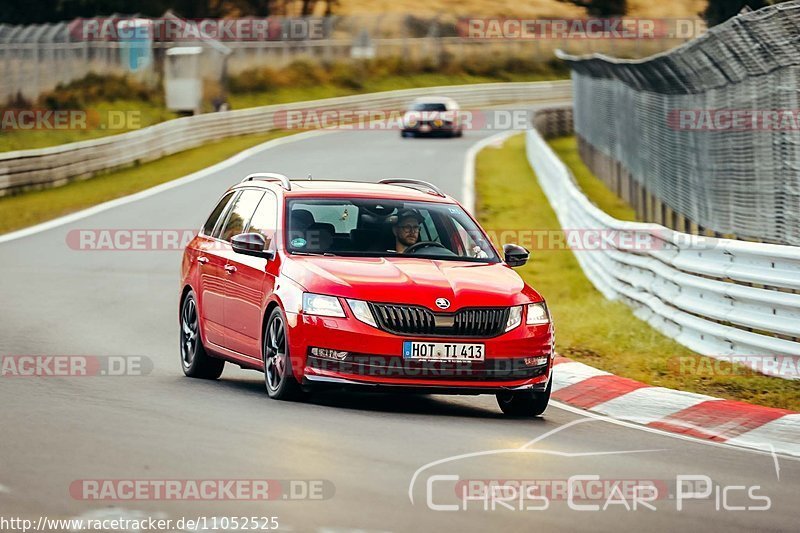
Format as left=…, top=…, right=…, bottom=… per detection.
left=410, top=103, right=448, bottom=112
left=284, top=198, right=498, bottom=262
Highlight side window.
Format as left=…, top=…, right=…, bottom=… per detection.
left=202, top=192, right=235, bottom=236
left=246, top=191, right=277, bottom=246
left=217, top=190, right=265, bottom=242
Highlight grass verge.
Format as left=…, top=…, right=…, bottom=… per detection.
left=228, top=72, right=562, bottom=109
left=475, top=134, right=800, bottom=411
left=547, top=136, right=638, bottom=222
left=0, top=130, right=292, bottom=235
left=2, top=70, right=565, bottom=152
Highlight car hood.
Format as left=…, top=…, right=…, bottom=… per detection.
left=282, top=256, right=542, bottom=310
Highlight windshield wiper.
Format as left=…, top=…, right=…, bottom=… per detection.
left=290, top=251, right=338, bottom=257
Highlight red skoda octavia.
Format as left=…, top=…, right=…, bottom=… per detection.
left=180, top=174, right=554, bottom=416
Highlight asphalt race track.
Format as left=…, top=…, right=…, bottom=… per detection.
left=1, top=122, right=798, bottom=532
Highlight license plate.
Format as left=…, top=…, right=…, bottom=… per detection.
left=419, top=125, right=431, bottom=132
left=402, top=341, right=485, bottom=361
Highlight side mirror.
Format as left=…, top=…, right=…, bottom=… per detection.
left=231, top=233, right=275, bottom=260
left=503, top=243, right=529, bottom=267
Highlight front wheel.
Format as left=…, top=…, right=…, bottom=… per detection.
left=496, top=379, right=551, bottom=417
left=180, top=290, right=224, bottom=379
left=263, top=307, right=304, bottom=400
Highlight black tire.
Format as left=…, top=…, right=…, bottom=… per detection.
left=496, top=379, right=551, bottom=417
left=180, top=290, right=224, bottom=379
left=263, top=307, right=304, bottom=400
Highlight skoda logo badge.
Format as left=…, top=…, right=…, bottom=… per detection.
left=435, top=298, right=451, bottom=310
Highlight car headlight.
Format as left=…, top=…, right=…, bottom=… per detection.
left=433, top=118, right=443, bottom=127
left=526, top=302, right=550, bottom=325
left=346, top=299, right=377, bottom=328
left=302, top=293, right=345, bottom=318
left=404, top=114, right=418, bottom=127
left=505, top=306, right=522, bottom=331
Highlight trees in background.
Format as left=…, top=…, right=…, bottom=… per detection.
left=559, top=0, right=628, bottom=17
left=700, top=0, right=797, bottom=26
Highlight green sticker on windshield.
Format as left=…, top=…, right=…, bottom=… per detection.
left=291, top=237, right=307, bottom=248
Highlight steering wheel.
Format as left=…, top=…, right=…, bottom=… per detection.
left=403, top=241, right=449, bottom=254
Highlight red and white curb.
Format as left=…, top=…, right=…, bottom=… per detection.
left=552, top=357, right=800, bottom=457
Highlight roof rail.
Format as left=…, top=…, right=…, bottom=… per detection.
left=242, top=173, right=292, bottom=191
left=378, top=178, right=446, bottom=198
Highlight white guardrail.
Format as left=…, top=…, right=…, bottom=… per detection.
left=526, top=125, right=800, bottom=379
left=0, top=81, right=571, bottom=196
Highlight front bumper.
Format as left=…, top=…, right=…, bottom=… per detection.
left=402, top=122, right=458, bottom=135
left=286, top=312, right=553, bottom=392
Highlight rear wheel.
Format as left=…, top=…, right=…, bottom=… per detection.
left=180, top=291, right=224, bottom=379
left=496, top=379, right=551, bottom=417
left=263, top=307, right=304, bottom=400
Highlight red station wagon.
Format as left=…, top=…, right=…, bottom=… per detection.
left=180, top=174, right=554, bottom=416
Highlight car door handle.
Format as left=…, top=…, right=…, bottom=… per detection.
left=224, top=265, right=237, bottom=274
left=197, top=256, right=209, bottom=265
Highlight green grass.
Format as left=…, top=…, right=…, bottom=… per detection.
left=547, top=135, right=638, bottom=222
left=0, top=100, right=177, bottom=152
left=1, top=71, right=565, bottom=152
left=475, top=134, right=800, bottom=411
left=228, top=72, right=561, bottom=109
left=0, top=130, right=292, bottom=235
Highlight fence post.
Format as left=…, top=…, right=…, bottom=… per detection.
left=32, top=42, right=40, bottom=98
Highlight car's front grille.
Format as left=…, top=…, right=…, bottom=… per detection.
left=306, top=353, right=548, bottom=381
left=369, top=303, right=509, bottom=338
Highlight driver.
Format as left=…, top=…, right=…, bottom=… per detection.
left=392, top=209, right=424, bottom=253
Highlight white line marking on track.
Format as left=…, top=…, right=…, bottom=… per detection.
left=0, top=129, right=333, bottom=245
left=460, top=134, right=800, bottom=462
left=408, top=417, right=668, bottom=504
left=461, top=130, right=517, bottom=214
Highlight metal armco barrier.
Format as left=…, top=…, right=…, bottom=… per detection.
left=558, top=1, right=800, bottom=246
left=0, top=81, right=571, bottom=196
left=526, top=111, right=800, bottom=379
